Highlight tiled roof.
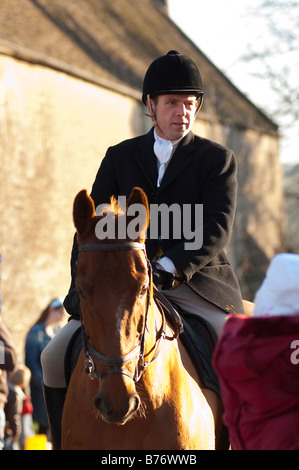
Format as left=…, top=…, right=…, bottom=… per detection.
left=0, top=0, right=278, bottom=132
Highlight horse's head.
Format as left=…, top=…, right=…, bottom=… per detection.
left=73, top=187, right=154, bottom=424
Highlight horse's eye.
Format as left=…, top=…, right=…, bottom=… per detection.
left=139, top=284, right=148, bottom=298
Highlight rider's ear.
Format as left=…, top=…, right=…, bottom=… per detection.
left=73, top=189, right=95, bottom=239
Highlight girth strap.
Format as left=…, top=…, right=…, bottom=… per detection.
left=153, top=286, right=184, bottom=339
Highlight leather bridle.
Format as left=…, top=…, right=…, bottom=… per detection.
left=77, top=241, right=183, bottom=383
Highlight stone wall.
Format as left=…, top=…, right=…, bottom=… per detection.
left=227, top=127, right=285, bottom=299
left=194, top=119, right=285, bottom=299
left=283, top=164, right=299, bottom=254
left=0, top=55, right=145, bottom=358
left=0, top=55, right=284, bottom=358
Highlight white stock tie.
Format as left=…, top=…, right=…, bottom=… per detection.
left=154, top=135, right=173, bottom=187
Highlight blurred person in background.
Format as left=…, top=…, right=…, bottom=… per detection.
left=0, top=315, right=18, bottom=450
left=25, top=298, right=65, bottom=440
left=4, top=365, right=33, bottom=450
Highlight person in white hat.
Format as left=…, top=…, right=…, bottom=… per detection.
left=253, top=253, right=299, bottom=318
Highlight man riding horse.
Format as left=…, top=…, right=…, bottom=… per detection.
left=41, top=50, right=244, bottom=449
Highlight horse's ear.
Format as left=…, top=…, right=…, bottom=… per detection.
left=73, top=189, right=95, bottom=237
left=126, top=187, right=149, bottom=242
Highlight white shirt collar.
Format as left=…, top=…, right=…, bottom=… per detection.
left=153, top=129, right=182, bottom=162
left=153, top=130, right=183, bottom=186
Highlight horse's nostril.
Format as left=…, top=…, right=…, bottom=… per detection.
left=94, top=392, right=140, bottom=423
left=131, top=394, right=140, bottom=413
left=94, top=394, right=112, bottom=415
left=94, top=395, right=101, bottom=411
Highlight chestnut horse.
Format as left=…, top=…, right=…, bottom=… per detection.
left=61, top=187, right=223, bottom=450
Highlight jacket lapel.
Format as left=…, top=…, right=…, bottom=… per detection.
left=134, top=129, right=157, bottom=191
left=133, top=129, right=195, bottom=191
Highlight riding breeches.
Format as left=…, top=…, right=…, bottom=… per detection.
left=41, top=284, right=227, bottom=389
left=41, top=319, right=81, bottom=388
left=162, top=283, right=227, bottom=338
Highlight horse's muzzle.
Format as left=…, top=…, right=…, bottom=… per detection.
left=94, top=392, right=141, bottom=424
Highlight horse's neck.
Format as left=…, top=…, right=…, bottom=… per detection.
left=140, top=303, right=183, bottom=398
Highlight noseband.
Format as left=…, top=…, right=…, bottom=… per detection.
left=77, top=241, right=182, bottom=383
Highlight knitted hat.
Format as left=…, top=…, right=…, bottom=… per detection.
left=253, top=253, right=299, bottom=317
left=49, top=298, right=63, bottom=309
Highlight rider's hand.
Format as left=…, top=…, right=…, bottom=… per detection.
left=152, top=262, right=176, bottom=290
left=64, top=287, right=80, bottom=317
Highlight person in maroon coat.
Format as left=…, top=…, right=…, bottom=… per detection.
left=214, top=253, right=299, bottom=450
left=41, top=50, right=244, bottom=449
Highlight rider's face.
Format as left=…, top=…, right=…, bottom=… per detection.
left=149, top=94, right=198, bottom=141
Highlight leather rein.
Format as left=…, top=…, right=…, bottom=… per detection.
left=77, top=241, right=183, bottom=383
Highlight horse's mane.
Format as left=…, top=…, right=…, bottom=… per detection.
left=96, top=196, right=126, bottom=217
left=110, top=196, right=125, bottom=216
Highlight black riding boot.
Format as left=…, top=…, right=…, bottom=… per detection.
left=43, top=384, right=66, bottom=450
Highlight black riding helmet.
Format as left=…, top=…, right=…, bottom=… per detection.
left=142, top=50, right=204, bottom=108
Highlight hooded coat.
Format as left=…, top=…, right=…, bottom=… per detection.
left=213, top=314, right=299, bottom=450
left=0, top=319, right=17, bottom=409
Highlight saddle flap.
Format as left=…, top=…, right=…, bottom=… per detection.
left=64, top=327, right=82, bottom=386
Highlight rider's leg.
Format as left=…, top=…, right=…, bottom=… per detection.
left=161, top=283, right=227, bottom=338
left=41, top=319, right=80, bottom=388
left=42, top=385, right=66, bottom=450
left=41, top=319, right=80, bottom=449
